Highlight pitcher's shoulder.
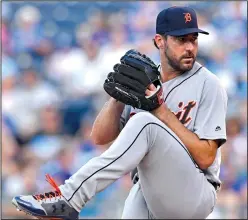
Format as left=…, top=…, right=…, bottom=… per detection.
left=197, top=66, right=223, bottom=85
left=198, top=67, right=228, bottom=100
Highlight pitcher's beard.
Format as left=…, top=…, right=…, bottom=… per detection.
left=165, top=49, right=195, bottom=73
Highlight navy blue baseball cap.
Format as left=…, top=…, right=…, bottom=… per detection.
left=156, top=6, right=209, bottom=36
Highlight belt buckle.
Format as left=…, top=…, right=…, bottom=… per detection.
left=212, top=182, right=220, bottom=191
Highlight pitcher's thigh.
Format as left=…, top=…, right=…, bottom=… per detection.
left=121, top=183, right=152, bottom=219
left=137, top=121, right=215, bottom=218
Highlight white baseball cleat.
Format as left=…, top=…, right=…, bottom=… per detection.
left=12, top=174, right=79, bottom=220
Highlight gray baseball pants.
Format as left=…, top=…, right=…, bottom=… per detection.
left=60, top=112, right=217, bottom=218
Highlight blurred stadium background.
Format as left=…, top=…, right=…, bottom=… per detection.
left=1, top=1, right=247, bottom=219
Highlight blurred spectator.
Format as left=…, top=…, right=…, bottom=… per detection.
left=2, top=20, right=12, bottom=55
left=2, top=53, right=19, bottom=80
left=20, top=68, right=60, bottom=109
left=2, top=2, right=13, bottom=54
left=12, top=5, right=53, bottom=70
left=2, top=123, right=20, bottom=181
left=214, top=116, right=247, bottom=219
left=2, top=67, right=60, bottom=144
left=2, top=122, right=39, bottom=200
left=239, top=100, right=247, bottom=135
left=27, top=105, right=64, bottom=161
left=87, top=9, right=109, bottom=45
left=47, top=23, right=107, bottom=98
left=100, top=24, right=134, bottom=74
left=2, top=55, right=23, bottom=139
left=197, top=13, right=219, bottom=58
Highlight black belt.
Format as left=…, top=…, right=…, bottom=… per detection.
left=133, top=173, right=139, bottom=184
left=208, top=180, right=220, bottom=191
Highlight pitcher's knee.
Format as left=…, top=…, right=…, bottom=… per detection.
left=130, top=112, right=158, bottom=124
left=127, top=112, right=169, bottom=133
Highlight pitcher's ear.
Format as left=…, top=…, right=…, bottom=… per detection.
left=154, top=34, right=166, bottom=49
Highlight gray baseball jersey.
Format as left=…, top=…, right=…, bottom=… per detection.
left=121, top=61, right=227, bottom=186
left=59, top=61, right=228, bottom=218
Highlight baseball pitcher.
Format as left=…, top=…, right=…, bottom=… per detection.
left=12, top=6, right=228, bottom=219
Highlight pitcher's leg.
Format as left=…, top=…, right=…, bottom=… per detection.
left=12, top=112, right=155, bottom=219
left=134, top=114, right=216, bottom=219
left=59, top=112, right=161, bottom=212
left=12, top=112, right=215, bottom=219
left=121, top=182, right=151, bottom=219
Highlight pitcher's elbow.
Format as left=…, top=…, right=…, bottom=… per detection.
left=90, top=132, right=107, bottom=145
left=90, top=132, right=99, bottom=145
left=91, top=138, right=102, bottom=145
left=198, top=157, right=215, bottom=170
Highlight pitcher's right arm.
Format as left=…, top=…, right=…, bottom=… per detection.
left=90, top=97, right=125, bottom=145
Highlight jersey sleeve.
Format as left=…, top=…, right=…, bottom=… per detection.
left=193, top=75, right=228, bottom=147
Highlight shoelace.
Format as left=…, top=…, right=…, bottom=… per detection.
left=33, top=174, right=62, bottom=202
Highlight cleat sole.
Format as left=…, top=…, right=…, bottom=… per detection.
left=12, top=198, right=76, bottom=220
